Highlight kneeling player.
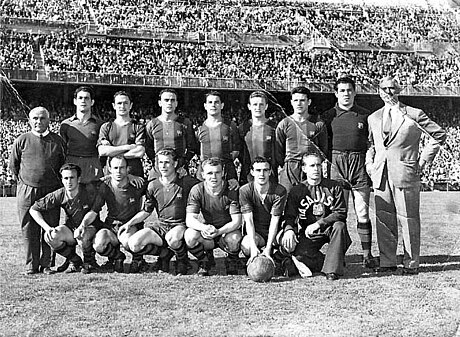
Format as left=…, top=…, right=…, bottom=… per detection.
left=84, top=156, right=147, bottom=273
left=118, top=148, right=199, bottom=274
left=29, top=163, right=102, bottom=274
left=239, top=157, right=287, bottom=264
left=184, top=157, right=243, bottom=276
left=279, top=151, right=351, bottom=280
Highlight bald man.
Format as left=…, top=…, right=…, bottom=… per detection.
left=367, top=76, right=446, bottom=275
left=9, top=107, right=67, bottom=275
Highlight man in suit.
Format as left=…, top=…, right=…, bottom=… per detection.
left=366, top=76, right=446, bottom=275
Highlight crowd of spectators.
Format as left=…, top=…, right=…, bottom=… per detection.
left=2, top=0, right=460, bottom=48
left=38, top=32, right=460, bottom=87
left=0, top=0, right=89, bottom=23
left=0, top=32, right=37, bottom=70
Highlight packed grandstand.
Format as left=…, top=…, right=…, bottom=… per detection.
left=1, top=0, right=460, bottom=193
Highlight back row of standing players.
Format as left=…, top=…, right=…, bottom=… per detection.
left=12, top=76, right=379, bottom=280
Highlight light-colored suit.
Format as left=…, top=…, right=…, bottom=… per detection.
left=366, top=103, right=446, bottom=269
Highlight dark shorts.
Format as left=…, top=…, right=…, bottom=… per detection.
left=146, top=220, right=186, bottom=238
left=330, top=151, right=371, bottom=190
left=279, top=160, right=302, bottom=193
left=103, top=220, right=144, bottom=235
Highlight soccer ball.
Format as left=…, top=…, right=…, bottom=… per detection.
left=247, top=255, right=275, bottom=282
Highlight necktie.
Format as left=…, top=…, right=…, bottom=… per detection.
left=383, top=107, right=392, bottom=144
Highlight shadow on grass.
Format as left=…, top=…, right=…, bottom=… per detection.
left=344, top=254, right=460, bottom=279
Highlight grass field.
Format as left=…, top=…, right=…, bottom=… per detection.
left=0, top=192, right=459, bottom=337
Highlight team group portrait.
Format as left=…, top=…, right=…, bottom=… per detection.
left=0, top=0, right=459, bottom=336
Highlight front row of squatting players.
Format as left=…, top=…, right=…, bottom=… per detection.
left=10, top=75, right=446, bottom=280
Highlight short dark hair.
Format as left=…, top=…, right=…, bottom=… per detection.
left=251, top=156, right=271, bottom=170
left=249, top=91, right=268, bottom=104
left=334, top=76, right=356, bottom=91
left=156, top=147, right=178, bottom=162
left=74, top=86, right=94, bottom=100
left=113, top=90, right=132, bottom=102
left=108, top=155, right=127, bottom=167
left=205, top=91, right=222, bottom=101
left=159, top=88, right=178, bottom=100
left=202, top=157, right=223, bottom=170
left=60, top=163, right=82, bottom=177
left=290, top=86, right=311, bottom=99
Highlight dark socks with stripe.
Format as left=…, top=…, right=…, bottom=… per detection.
left=357, top=221, right=372, bottom=257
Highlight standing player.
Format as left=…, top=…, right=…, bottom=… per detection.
left=84, top=156, right=146, bottom=273
left=60, top=86, right=103, bottom=185
left=238, top=91, right=278, bottom=185
left=184, top=157, right=242, bottom=276
left=276, top=86, right=328, bottom=193
left=321, top=76, right=375, bottom=268
left=280, top=152, right=350, bottom=280
left=117, top=148, right=199, bottom=274
left=9, top=107, right=66, bottom=275
left=29, top=164, right=102, bottom=274
left=98, top=91, right=146, bottom=178
left=239, top=157, right=287, bottom=262
left=196, top=91, right=240, bottom=190
left=145, top=89, right=197, bottom=180
left=367, top=76, right=446, bottom=275
left=59, top=86, right=104, bottom=272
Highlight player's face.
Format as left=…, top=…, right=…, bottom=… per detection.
left=204, top=95, right=224, bottom=117
left=202, top=164, right=223, bottom=188
left=28, top=109, right=50, bottom=134
left=335, top=83, right=356, bottom=108
left=251, top=162, right=270, bottom=186
left=248, top=97, right=267, bottom=119
left=74, top=91, right=94, bottom=113
left=109, top=158, right=128, bottom=181
left=157, top=154, right=177, bottom=178
left=61, top=169, right=80, bottom=193
left=113, top=95, right=132, bottom=117
left=290, top=93, right=311, bottom=115
left=158, top=92, right=178, bottom=114
left=302, top=155, right=323, bottom=181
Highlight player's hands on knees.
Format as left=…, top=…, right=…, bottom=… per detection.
left=282, top=230, right=298, bottom=253
left=305, top=223, right=321, bottom=238
left=118, top=223, right=131, bottom=239
left=74, top=225, right=85, bottom=240
left=44, top=227, right=56, bottom=243
left=201, top=224, right=218, bottom=239
left=228, top=178, right=239, bottom=191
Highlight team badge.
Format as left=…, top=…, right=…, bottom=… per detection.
left=309, top=131, right=316, bottom=137
left=177, top=130, right=182, bottom=136
left=83, top=205, right=89, bottom=210
left=266, top=135, right=272, bottom=141
left=129, top=197, right=136, bottom=204
left=177, top=193, right=183, bottom=199
left=223, top=136, right=229, bottom=142
left=357, top=122, right=364, bottom=129
left=312, top=203, right=325, bottom=216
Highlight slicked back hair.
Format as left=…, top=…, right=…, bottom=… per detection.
left=60, top=163, right=82, bottom=177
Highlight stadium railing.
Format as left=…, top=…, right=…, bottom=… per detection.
left=4, top=68, right=460, bottom=96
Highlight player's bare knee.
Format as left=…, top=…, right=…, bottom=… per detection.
left=184, top=228, right=200, bottom=247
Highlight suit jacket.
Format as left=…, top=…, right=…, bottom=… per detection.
left=366, top=103, right=446, bottom=189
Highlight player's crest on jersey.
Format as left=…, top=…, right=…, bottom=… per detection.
left=129, top=197, right=136, bottom=204
left=177, top=130, right=183, bottom=136
left=177, top=193, right=183, bottom=199
left=309, top=131, right=316, bottom=137
left=357, top=122, right=364, bottom=129
left=312, top=203, right=325, bottom=216
left=266, top=135, right=272, bottom=141
left=223, top=136, right=229, bottom=142
left=83, top=205, right=89, bottom=210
